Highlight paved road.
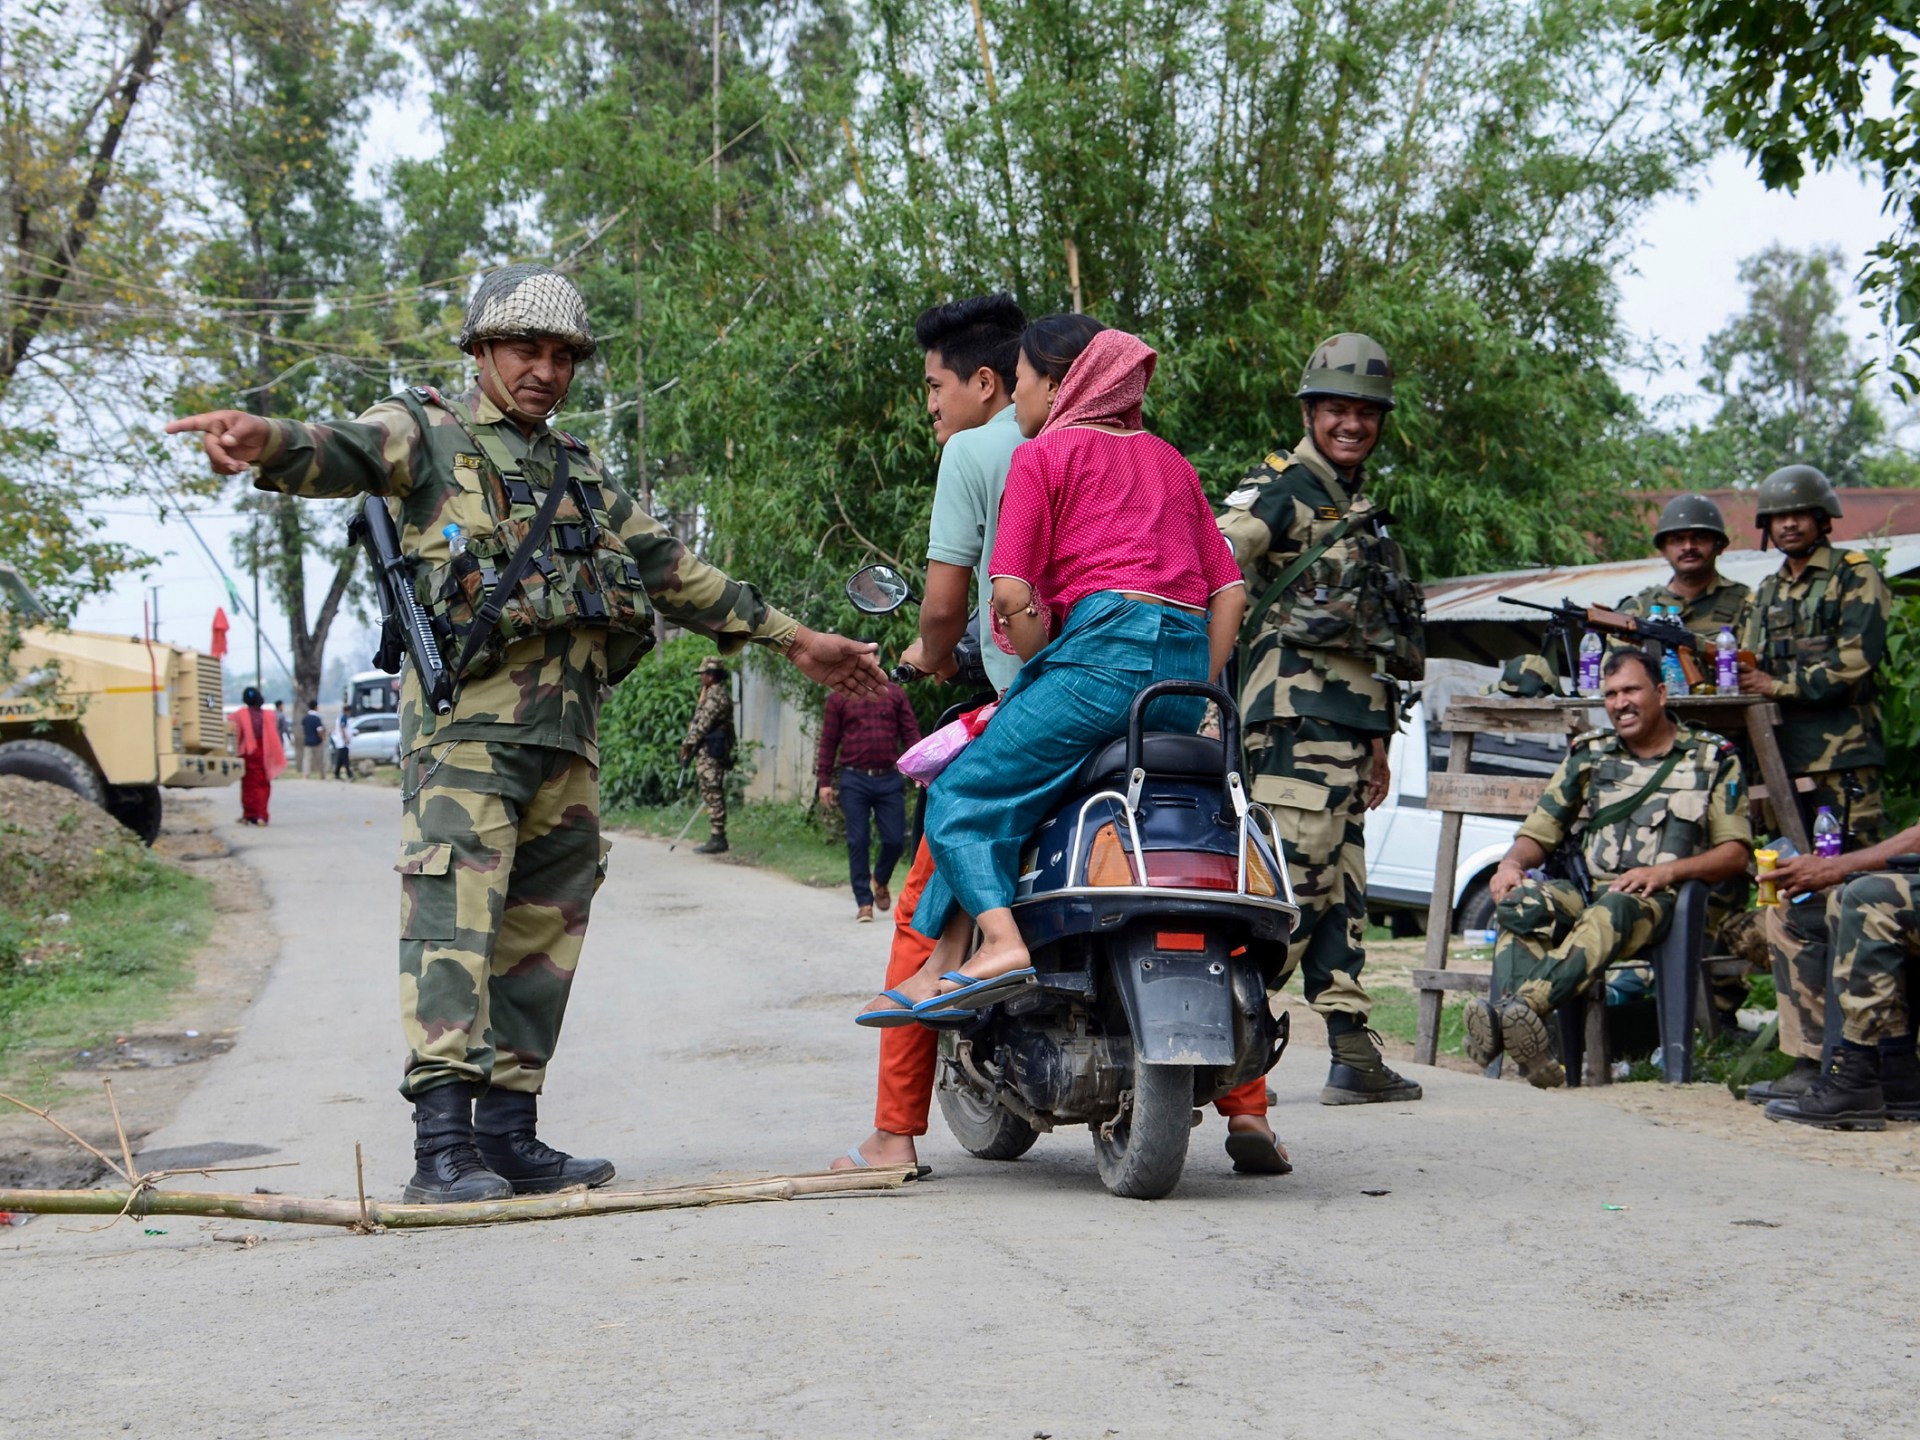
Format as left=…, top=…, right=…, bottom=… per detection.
left=5, top=778, right=1917, bottom=1437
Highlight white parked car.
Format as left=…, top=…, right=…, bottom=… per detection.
left=346, top=712, right=402, bottom=766
left=1363, top=668, right=1572, bottom=934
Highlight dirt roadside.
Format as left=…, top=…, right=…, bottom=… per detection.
left=0, top=791, right=276, bottom=1189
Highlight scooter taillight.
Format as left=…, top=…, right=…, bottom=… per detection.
left=1142, top=849, right=1237, bottom=891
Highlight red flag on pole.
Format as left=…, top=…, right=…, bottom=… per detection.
left=210, top=607, right=230, bottom=658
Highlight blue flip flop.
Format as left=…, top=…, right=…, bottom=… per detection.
left=913, top=966, right=1039, bottom=1016
left=855, top=989, right=922, bottom=1028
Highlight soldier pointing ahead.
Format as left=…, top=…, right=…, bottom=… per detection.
left=169, top=264, right=885, bottom=1203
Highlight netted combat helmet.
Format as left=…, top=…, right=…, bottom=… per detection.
left=457, top=263, right=597, bottom=360
left=1754, top=464, right=1842, bottom=522
left=700, top=655, right=728, bottom=676
left=1296, top=332, right=1395, bottom=411
left=1653, top=493, right=1730, bottom=545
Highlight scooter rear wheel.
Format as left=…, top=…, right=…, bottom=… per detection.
left=938, top=1081, right=1040, bottom=1161
left=1092, top=1063, right=1193, bottom=1200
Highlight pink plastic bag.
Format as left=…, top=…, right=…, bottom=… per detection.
left=897, top=702, right=997, bottom=785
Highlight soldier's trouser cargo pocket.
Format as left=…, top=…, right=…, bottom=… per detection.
left=1247, top=720, right=1373, bottom=1020
left=396, top=741, right=602, bottom=1099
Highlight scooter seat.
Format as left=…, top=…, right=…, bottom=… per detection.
left=1073, top=732, right=1224, bottom=790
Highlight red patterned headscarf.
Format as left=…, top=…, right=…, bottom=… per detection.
left=1039, top=328, right=1157, bottom=435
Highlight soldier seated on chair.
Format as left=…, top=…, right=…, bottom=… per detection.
left=1759, top=821, right=1920, bottom=1131
left=1464, top=648, right=1752, bottom=1087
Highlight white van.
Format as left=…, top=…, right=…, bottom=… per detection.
left=1362, top=665, right=1574, bottom=934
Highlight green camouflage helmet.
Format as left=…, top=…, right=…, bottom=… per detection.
left=1653, top=493, right=1730, bottom=545
left=1296, top=332, right=1395, bottom=411
left=700, top=655, right=728, bottom=675
left=1483, top=653, right=1561, bottom=699
left=1755, top=464, right=1842, bottom=522
left=458, top=263, right=597, bottom=360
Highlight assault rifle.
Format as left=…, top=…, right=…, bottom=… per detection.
left=1499, top=596, right=1706, bottom=693
left=348, top=496, right=453, bottom=715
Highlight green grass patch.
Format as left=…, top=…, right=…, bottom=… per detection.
left=0, top=857, right=212, bottom=1072
left=1368, top=986, right=1468, bottom=1058
left=607, top=798, right=857, bottom=890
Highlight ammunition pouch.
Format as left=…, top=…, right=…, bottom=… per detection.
left=1266, top=516, right=1425, bottom=680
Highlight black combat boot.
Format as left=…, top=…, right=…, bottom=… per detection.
left=1746, top=1056, right=1821, bottom=1105
left=694, top=832, right=729, bottom=855
left=1321, top=1026, right=1424, bottom=1105
left=1877, top=1037, right=1920, bottom=1121
left=403, top=1082, right=513, bottom=1204
left=1765, top=1043, right=1887, bottom=1130
left=473, top=1090, right=616, bottom=1194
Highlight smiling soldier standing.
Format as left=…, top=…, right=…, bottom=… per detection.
left=1216, top=334, right=1428, bottom=1105
left=167, top=264, right=884, bottom=1202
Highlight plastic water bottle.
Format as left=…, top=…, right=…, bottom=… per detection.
left=1578, top=630, right=1603, bottom=696
left=1814, top=806, right=1844, bottom=859
left=442, top=523, right=467, bottom=557
left=1462, top=929, right=1498, bottom=946
left=1715, top=624, right=1739, bottom=696
left=1658, top=608, right=1687, bottom=691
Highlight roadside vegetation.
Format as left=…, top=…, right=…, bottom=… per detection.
left=607, top=798, right=854, bottom=892
left=0, top=778, right=211, bottom=1076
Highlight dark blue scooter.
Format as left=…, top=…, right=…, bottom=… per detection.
left=849, top=565, right=1298, bottom=1199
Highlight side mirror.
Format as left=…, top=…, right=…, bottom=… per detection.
left=845, top=564, right=915, bottom=615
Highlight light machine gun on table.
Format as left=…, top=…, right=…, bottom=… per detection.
left=1499, top=596, right=1707, bottom=694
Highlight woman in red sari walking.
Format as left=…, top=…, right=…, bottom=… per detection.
left=228, top=685, right=287, bottom=825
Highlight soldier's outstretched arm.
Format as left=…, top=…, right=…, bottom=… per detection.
left=611, top=497, right=883, bottom=696
left=166, top=400, right=420, bottom=497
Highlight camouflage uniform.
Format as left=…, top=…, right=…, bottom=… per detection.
left=1493, top=721, right=1750, bottom=1018
left=1742, top=542, right=1891, bottom=1061
left=682, top=671, right=734, bottom=840
left=1824, top=873, right=1920, bottom=1047
left=253, top=385, right=797, bottom=1098
left=1218, top=434, right=1423, bottom=1025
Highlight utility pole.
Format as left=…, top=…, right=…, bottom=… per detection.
left=634, top=227, right=650, bottom=520
left=149, top=584, right=161, bottom=642
left=711, top=0, right=722, bottom=233
left=252, top=529, right=262, bottom=692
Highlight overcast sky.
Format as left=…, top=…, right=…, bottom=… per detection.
left=72, top=137, right=1903, bottom=683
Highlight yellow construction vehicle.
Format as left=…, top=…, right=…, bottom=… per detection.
left=0, top=563, right=240, bottom=842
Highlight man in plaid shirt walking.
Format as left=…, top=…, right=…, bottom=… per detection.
left=818, top=680, right=921, bottom=920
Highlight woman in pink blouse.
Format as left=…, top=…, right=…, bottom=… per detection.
left=861, top=316, right=1246, bottom=1020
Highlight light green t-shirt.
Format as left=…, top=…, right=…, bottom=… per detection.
left=926, top=403, right=1024, bottom=693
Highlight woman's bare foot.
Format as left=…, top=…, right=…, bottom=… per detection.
left=929, top=908, right=1029, bottom=994
left=829, top=1129, right=920, bottom=1172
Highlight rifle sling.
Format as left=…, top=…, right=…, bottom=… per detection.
left=450, top=446, right=573, bottom=687
left=1581, top=747, right=1686, bottom=835
left=1239, top=516, right=1353, bottom=651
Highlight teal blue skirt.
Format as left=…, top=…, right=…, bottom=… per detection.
left=912, top=591, right=1210, bottom=939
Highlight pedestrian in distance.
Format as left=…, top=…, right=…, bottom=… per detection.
left=833, top=292, right=1026, bottom=1177
left=273, top=698, right=293, bottom=754
left=680, top=656, right=735, bottom=855
left=300, top=699, right=325, bottom=777
left=230, top=685, right=287, bottom=825
left=168, top=262, right=886, bottom=1204
left=1216, top=333, right=1427, bottom=1105
left=1736, top=465, right=1892, bottom=1106
left=1464, top=649, right=1751, bottom=1086
left=332, top=712, right=353, bottom=780
left=818, top=679, right=920, bottom=921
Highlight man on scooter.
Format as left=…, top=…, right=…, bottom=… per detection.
left=1218, top=334, right=1428, bottom=1104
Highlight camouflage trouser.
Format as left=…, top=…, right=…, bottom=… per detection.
left=694, top=752, right=727, bottom=836
left=1830, top=873, right=1920, bottom=1046
left=1764, top=895, right=1832, bottom=1060
left=395, top=741, right=609, bottom=1098
left=1246, top=719, right=1373, bottom=1024
left=1492, top=876, right=1674, bottom=1016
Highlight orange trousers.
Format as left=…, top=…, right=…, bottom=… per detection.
left=870, top=839, right=1268, bottom=1134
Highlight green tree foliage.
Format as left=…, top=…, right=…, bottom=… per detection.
left=1643, top=245, right=1920, bottom=490
left=0, top=0, right=194, bottom=618
left=598, top=634, right=727, bottom=808
left=1877, top=589, right=1920, bottom=830
left=1639, top=0, right=1920, bottom=391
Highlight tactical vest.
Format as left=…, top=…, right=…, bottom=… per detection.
left=398, top=387, right=656, bottom=686
left=1754, top=554, right=1872, bottom=704
left=1260, top=462, right=1426, bottom=681
left=1574, top=727, right=1722, bottom=881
